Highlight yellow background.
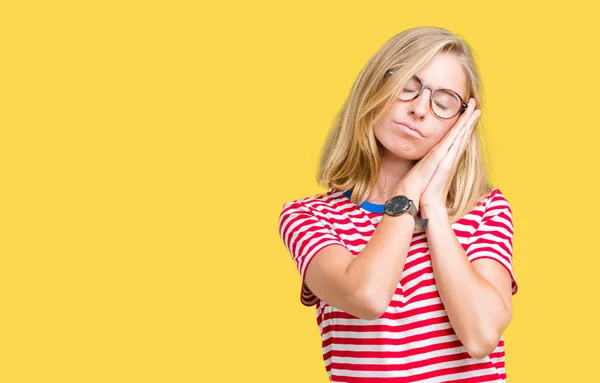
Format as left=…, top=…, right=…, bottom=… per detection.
left=1, top=1, right=598, bottom=382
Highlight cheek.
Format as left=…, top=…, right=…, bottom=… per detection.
left=419, top=122, right=455, bottom=155
left=372, top=118, right=457, bottom=160
left=431, top=121, right=455, bottom=144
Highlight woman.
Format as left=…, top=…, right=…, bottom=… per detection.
left=278, top=26, right=518, bottom=382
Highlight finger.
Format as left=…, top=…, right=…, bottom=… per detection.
left=444, top=98, right=477, bottom=140
left=433, top=99, right=477, bottom=158
left=412, top=101, right=476, bottom=186
left=423, top=98, right=476, bottom=155
left=437, top=123, right=470, bottom=173
left=446, top=109, right=480, bottom=171
left=459, top=109, right=480, bottom=154
left=407, top=99, right=478, bottom=190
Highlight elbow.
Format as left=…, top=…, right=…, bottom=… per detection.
left=358, top=303, right=387, bottom=321
left=464, top=307, right=513, bottom=359
left=353, top=286, right=388, bottom=320
left=463, top=330, right=502, bottom=359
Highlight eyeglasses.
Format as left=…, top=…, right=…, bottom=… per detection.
left=385, top=69, right=468, bottom=119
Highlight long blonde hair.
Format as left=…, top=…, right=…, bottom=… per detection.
left=317, top=26, right=493, bottom=224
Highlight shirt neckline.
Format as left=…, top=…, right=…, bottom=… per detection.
left=343, top=189, right=384, bottom=214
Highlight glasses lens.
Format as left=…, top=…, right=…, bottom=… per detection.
left=432, top=89, right=462, bottom=118
left=398, top=77, right=422, bottom=101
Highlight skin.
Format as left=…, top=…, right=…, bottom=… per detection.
left=370, top=52, right=514, bottom=358
left=301, top=52, right=513, bottom=360
left=371, top=52, right=470, bottom=205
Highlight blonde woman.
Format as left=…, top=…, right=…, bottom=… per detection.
left=278, top=26, right=518, bottom=382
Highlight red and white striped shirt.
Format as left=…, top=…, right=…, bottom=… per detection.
left=278, top=187, right=518, bottom=382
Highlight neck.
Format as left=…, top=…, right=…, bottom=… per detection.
left=367, top=153, right=418, bottom=204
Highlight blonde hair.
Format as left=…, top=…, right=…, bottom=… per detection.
left=317, top=26, right=493, bottom=224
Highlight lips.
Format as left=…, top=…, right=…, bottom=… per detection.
left=393, top=120, right=424, bottom=137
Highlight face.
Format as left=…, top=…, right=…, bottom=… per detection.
left=373, top=53, right=468, bottom=161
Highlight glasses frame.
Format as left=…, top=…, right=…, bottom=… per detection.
left=385, top=69, right=468, bottom=119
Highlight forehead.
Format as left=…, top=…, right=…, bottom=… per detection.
left=415, top=53, right=466, bottom=94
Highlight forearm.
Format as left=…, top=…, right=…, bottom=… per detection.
left=422, top=206, right=511, bottom=358
left=346, top=212, right=415, bottom=316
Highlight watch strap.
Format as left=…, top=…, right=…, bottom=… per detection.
left=414, top=217, right=429, bottom=231
left=408, top=200, right=428, bottom=231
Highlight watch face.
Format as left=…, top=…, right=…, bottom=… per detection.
left=384, top=195, right=410, bottom=215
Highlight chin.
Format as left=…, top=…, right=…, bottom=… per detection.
left=381, top=143, right=427, bottom=161
left=397, top=152, right=425, bottom=161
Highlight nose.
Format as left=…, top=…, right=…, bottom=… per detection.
left=409, top=88, right=433, bottom=119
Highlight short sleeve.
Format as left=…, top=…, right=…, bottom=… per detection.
left=465, top=189, right=518, bottom=295
left=278, top=200, right=345, bottom=306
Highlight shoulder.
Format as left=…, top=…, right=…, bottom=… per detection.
left=456, top=187, right=512, bottom=230
left=280, top=188, right=347, bottom=215
left=481, top=188, right=512, bottom=217
left=470, top=188, right=514, bottom=233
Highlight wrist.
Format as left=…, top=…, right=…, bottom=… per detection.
left=392, top=187, right=420, bottom=207
left=420, top=204, right=448, bottom=220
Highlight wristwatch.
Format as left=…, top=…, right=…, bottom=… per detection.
left=383, top=195, right=429, bottom=230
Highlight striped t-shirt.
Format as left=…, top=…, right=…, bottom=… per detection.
left=278, top=187, right=518, bottom=382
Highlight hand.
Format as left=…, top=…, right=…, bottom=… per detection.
left=419, top=99, right=481, bottom=213
left=394, top=98, right=480, bottom=208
